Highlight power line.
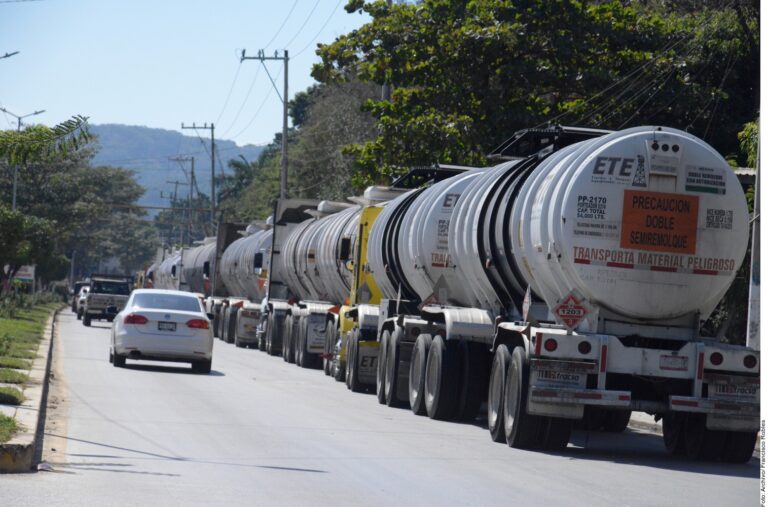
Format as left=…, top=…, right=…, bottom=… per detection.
left=293, top=0, right=344, bottom=58
left=215, top=60, right=243, bottom=125
left=221, top=64, right=263, bottom=136
left=229, top=67, right=283, bottom=140
left=281, top=0, right=322, bottom=49
left=263, top=0, right=299, bottom=49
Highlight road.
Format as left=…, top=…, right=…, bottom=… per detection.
left=2, top=310, right=759, bottom=506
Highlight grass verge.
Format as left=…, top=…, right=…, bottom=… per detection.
left=0, top=369, right=27, bottom=384
left=0, top=386, right=24, bottom=406
left=0, top=414, right=17, bottom=443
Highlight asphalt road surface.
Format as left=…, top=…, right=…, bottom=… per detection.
left=2, top=310, right=760, bottom=506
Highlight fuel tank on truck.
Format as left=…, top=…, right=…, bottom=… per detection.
left=512, top=126, right=749, bottom=323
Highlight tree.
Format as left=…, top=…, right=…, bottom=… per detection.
left=313, top=0, right=758, bottom=178
left=0, top=205, right=54, bottom=290
left=0, top=116, right=90, bottom=165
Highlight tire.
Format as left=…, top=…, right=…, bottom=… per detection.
left=193, top=359, right=212, bottom=374
left=456, top=341, right=488, bottom=422
left=113, top=354, right=125, bottom=367
left=384, top=328, right=404, bottom=407
left=425, top=335, right=459, bottom=420
left=323, top=324, right=335, bottom=376
left=662, top=413, right=686, bottom=455
left=297, top=317, right=314, bottom=368
left=212, top=310, right=220, bottom=338
left=267, top=314, right=282, bottom=356
left=602, top=410, right=631, bottom=433
left=376, top=331, right=390, bottom=405
left=76, top=309, right=82, bottom=320
left=684, top=413, right=727, bottom=461
left=348, top=332, right=365, bottom=393
left=540, top=417, right=572, bottom=451
left=488, top=345, right=511, bottom=443
left=83, top=314, right=92, bottom=327
left=409, top=334, right=431, bottom=416
left=721, top=430, right=757, bottom=463
left=503, top=346, right=542, bottom=449
left=282, top=318, right=294, bottom=362
left=109, top=349, right=114, bottom=364
left=226, top=308, right=238, bottom=344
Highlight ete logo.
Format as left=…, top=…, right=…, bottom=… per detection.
left=553, top=292, right=592, bottom=331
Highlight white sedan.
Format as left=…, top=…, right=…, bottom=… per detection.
left=110, top=289, right=214, bottom=373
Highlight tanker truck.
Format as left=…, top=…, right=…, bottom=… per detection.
left=216, top=223, right=274, bottom=348
left=264, top=125, right=756, bottom=462
left=153, top=250, right=184, bottom=290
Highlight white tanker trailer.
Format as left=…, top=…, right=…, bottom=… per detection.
left=216, top=223, right=274, bottom=347
left=153, top=251, right=183, bottom=290
left=261, top=125, right=757, bottom=462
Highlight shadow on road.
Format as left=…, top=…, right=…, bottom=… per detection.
left=45, top=434, right=328, bottom=475
left=122, top=363, right=225, bottom=376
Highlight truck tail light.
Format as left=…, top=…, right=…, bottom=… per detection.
left=744, top=354, right=757, bottom=369
left=124, top=314, right=148, bottom=325
left=709, top=352, right=723, bottom=366
left=544, top=338, right=558, bottom=352
left=187, top=319, right=210, bottom=330
left=578, top=341, right=592, bottom=355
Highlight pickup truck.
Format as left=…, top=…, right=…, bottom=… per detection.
left=83, top=278, right=132, bottom=327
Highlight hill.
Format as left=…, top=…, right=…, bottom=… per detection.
left=90, top=124, right=264, bottom=210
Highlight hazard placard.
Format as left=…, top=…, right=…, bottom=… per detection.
left=620, top=190, right=699, bottom=255
left=553, top=291, right=592, bottom=331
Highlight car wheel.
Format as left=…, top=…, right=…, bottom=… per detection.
left=113, top=354, right=126, bottom=367
left=193, top=359, right=212, bottom=374
left=83, top=314, right=92, bottom=327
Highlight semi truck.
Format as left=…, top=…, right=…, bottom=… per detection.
left=259, top=125, right=758, bottom=462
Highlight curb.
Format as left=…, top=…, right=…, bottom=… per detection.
left=0, top=305, right=61, bottom=473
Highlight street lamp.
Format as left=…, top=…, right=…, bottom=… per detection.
left=0, top=107, right=45, bottom=211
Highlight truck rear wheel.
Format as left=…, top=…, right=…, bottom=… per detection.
left=503, top=346, right=542, bottom=449
left=488, top=345, right=511, bottom=442
left=348, top=333, right=365, bottom=393
left=297, top=317, right=315, bottom=368
left=721, top=430, right=757, bottom=463
left=283, top=318, right=295, bottom=363
left=266, top=314, right=283, bottom=356
left=602, top=410, right=631, bottom=433
left=662, top=413, right=686, bottom=455
left=456, top=341, right=488, bottom=422
left=376, top=331, right=390, bottom=404
left=323, top=325, right=335, bottom=376
left=384, top=328, right=404, bottom=407
left=83, top=314, right=92, bottom=327
left=684, top=413, right=726, bottom=460
left=408, top=334, right=431, bottom=415
left=540, top=417, right=572, bottom=451
left=425, top=335, right=459, bottom=420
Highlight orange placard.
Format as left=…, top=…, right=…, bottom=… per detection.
left=620, top=190, right=699, bottom=254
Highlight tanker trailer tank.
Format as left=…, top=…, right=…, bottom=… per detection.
left=217, top=225, right=271, bottom=346
left=366, top=125, right=757, bottom=462
left=154, top=252, right=182, bottom=290
left=276, top=202, right=359, bottom=368
left=181, top=239, right=217, bottom=296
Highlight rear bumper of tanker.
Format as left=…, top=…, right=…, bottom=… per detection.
left=526, top=330, right=759, bottom=431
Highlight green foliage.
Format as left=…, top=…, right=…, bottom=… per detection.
left=0, top=414, right=17, bottom=443
left=0, top=387, right=24, bottom=406
left=0, top=205, right=55, bottom=290
left=0, top=116, right=90, bottom=166
left=0, top=369, right=27, bottom=384
left=314, top=0, right=758, bottom=177
left=738, top=120, right=758, bottom=169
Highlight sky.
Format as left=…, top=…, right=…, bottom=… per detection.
left=0, top=0, right=369, bottom=147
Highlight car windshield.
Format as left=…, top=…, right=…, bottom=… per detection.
left=91, top=281, right=130, bottom=295
left=132, top=293, right=202, bottom=312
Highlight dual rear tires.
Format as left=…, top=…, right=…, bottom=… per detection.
left=488, top=344, right=572, bottom=451
left=663, top=412, right=756, bottom=463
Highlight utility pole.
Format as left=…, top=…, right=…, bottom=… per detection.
left=181, top=122, right=215, bottom=227
left=241, top=49, right=289, bottom=199
left=165, top=179, right=189, bottom=245
left=170, top=155, right=196, bottom=244
left=0, top=107, right=45, bottom=211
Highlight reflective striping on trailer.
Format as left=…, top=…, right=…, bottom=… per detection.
left=535, top=332, right=543, bottom=355
left=600, top=345, right=607, bottom=373
left=573, top=257, right=732, bottom=277
left=671, top=399, right=699, bottom=407
left=618, top=394, right=631, bottom=401
left=697, top=352, right=704, bottom=380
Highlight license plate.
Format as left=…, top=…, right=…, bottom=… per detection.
left=534, top=369, right=584, bottom=388
left=710, top=381, right=759, bottom=400
left=158, top=321, right=176, bottom=332
left=660, top=354, right=688, bottom=371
